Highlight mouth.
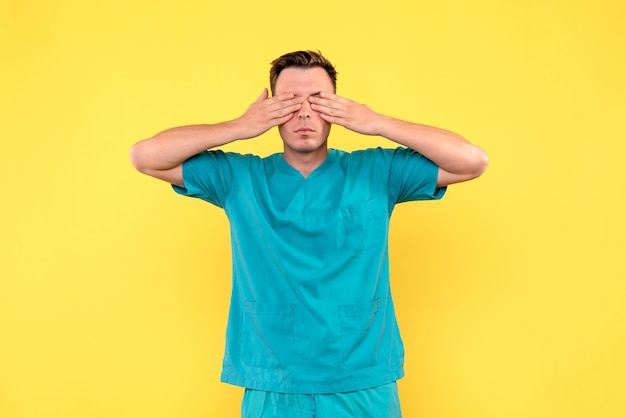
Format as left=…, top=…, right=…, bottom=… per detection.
left=295, top=126, right=316, bottom=133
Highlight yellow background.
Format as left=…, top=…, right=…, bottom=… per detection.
left=1, top=0, right=625, bottom=417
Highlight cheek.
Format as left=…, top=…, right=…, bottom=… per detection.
left=277, top=118, right=295, bottom=138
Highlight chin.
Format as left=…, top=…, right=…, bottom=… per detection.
left=285, top=139, right=326, bottom=153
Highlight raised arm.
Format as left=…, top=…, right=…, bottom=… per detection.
left=308, top=92, right=489, bottom=187
left=373, top=117, right=488, bottom=187
left=129, top=89, right=302, bottom=187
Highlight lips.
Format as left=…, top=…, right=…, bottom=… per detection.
left=295, top=125, right=315, bottom=133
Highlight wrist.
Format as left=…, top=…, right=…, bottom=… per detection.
left=223, top=118, right=253, bottom=141
left=373, top=114, right=395, bottom=137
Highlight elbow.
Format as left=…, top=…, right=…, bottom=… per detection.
left=471, top=147, right=489, bottom=178
left=458, top=146, right=489, bottom=182
left=437, top=147, right=489, bottom=187
left=129, top=140, right=149, bottom=173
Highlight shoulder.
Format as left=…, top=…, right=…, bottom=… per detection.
left=335, top=147, right=412, bottom=167
left=339, top=147, right=414, bottom=158
left=182, top=151, right=267, bottom=181
left=196, top=150, right=265, bottom=167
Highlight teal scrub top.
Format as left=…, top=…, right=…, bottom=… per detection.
left=173, top=147, right=445, bottom=394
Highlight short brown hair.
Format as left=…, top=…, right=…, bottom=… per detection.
left=269, top=50, right=338, bottom=95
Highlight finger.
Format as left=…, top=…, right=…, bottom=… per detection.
left=270, top=96, right=303, bottom=112
left=266, top=101, right=301, bottom=123
left=274, top=102, right=302, bottom=119
left=270, top=92, right=297, bottom=102
left=311, top=100, right=343, bottom=117
left=318, top=91, right=345, bottom=102
left=273, top=112, right=297, bottom=125
left=308, top=95, right=342, bottom=112
left=318, top=112, right=343, bottom=126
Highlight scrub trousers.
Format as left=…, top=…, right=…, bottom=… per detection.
left=241, top=381, right=402, bottom=418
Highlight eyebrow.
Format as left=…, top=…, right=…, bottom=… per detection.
left=294, top=91, right=322, bottom=97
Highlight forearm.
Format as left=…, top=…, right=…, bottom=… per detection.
left=130, top=90, right=303, bottom=174
left=376, top=116, right=488, bottom=175
left=308, top=92, right=488, bottom=177
left=129, top=120, right=243, bottom=172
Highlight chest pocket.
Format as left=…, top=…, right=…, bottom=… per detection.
left=340, top=198, right=389, bottom=252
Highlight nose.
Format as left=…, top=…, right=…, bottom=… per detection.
left=297, top=98, right=311, bottom=119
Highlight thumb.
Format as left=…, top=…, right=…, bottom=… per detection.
left=254, top=88, right=269, bottom=103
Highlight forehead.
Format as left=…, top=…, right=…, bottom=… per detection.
left=274, top=67, right=334, bottom=95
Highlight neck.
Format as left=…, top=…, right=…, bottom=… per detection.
left=283, top=147, right=328, bottom=178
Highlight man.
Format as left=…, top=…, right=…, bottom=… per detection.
left=130, top=50, right=488, bottom=417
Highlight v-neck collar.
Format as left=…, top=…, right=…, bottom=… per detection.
left=277, top=149, right=336, bottom=180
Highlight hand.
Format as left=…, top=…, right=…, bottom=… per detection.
left=235, top=89, right=302, bottom=139
left=308, top=92, right=383, bottom=136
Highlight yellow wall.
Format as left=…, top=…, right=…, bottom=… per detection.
left=1, top=0, right=625, bottom=417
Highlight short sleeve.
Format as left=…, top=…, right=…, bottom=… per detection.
left=388, top=147, right=446, bottom=203
left=171, top=150, right=233, bottom=208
